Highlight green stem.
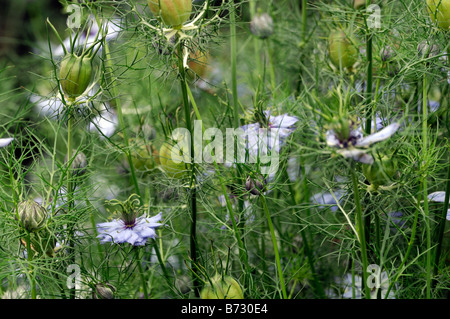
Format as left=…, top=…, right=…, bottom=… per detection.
left=66, top=110, right=76, bottom=300
left=100, top=15, right=141, bottom=200
left=287, top=166, right=325, bottom=298
left=176, top=37, right=199, bottom=297
left=186, top=84, right=251, bottom=294
left=26, top=232, right=36, bottom=299
left=384, top=193, right=421, bottom=298
left=422, top=75, right=432, bottom=299
left=230, top=1, right=239, bottom=129
left=364, top=31, right=373, bottom=135
left=350, top=164, right=370, bottom=299
left=433, top=153, right=450, bottom=284
left=260, top=194, right=287, bottom=299
left=135, top=248, right=149, bottom=299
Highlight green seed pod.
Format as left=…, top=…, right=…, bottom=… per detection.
left=200, top=274, right=244, bottom=299
left=363, top=155, right=397, bottom=191
left=354, top=0, right=368, bottom=9
left=427, top=0, right=450, bottom=30
left=132, top=141, right=159, bottom=172
left=159, top=142, right=189, bottom=179
left=59, top=53, right=93, bottom=99
left=15, top=200, right=48, bottom=232
left=147, top=0, right=192, bottom=28
left=250, top=13, right=274, bottom=39
left=328, top=30, right=358, bottom=69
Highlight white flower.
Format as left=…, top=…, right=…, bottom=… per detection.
left=240, top=111, right=298, bottom=162
left=310, top=190, right=344, bottom=212
left=97, top=213, right=163, bottom=246
left=88, top=109, right=118, bottom=139
left=0, top=138, right=14, bottom=148
left=52, top=16, right=122, bottom=57
left=326, top=122, right=400, bottom=164
left=428, top=191, right=450, bottom=221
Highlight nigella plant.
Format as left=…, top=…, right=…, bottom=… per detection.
left=97, top=194, right=163, bottom=246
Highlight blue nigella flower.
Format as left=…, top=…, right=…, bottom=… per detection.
left=96, top=194, right=163, bottom=246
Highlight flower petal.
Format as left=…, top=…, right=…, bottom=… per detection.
left=427, top=191, right=447, bottom=203
left=337, top=149, right=374, bottom=164
left=357, top=123, right=400, bottom=147
left=0, top=138, right=14, bottom=148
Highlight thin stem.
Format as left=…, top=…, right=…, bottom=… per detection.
left=26, top=232, right=36, bottom=299
left=433, top=153, right=450, bottom=285
left=230, top=1, right=239, bottom=129
left=364, top=31, right=373, bottom=135
left=384, top=193, right=421, bottom=298
left=176, top=37, right=200, bottom=297
left=186, top=83, right=251, bottom=293
left=100, top=15, right=142, bottom=200
left=134, top=248, right=149, bottom=299
left=422, top=74, right=432, bottom=299
left=287, top=166, right=325, bottom=298
left=350, top=164, right=370, bottom=299
left=260, top=194, right=287, bottom=299
left=66, top=110, right=76, bottom=300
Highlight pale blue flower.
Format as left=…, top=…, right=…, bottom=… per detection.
left=97, top=213, right=163, bottom=246
left=0, top=138, right=14, bottom=148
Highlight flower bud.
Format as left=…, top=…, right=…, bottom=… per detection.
left=250, top=13, right=274, bottom=39
left=245, top=175, right=267, bottom=196
left=380, top=46, right=396, bottom=62
left=200, top=274, right=244, bottom=299
left=426, top=0, right=450, bottom=30
left=15, top=200, right=48, bottom=232
left=59, top=53, right=93, bottom=99
left=147, top=0, right=192, bottom=28
left=93, top=283, right=116, bottom=299
left=363, top=155, right=397, bottom=191
left=417, top=40, right=440, bottom=59
left=328, top=30, right=358, bottom=69
left=66, top=152, right=88, bottom=177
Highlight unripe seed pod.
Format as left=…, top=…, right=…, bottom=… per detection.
left=427, top=0, right=450, bottom=30
left=59, top=54, right=93, bottom=99
left=159, top=142, right=189, bottom=179
left=15, top=200, right=48, bottom=232
left=363, top=155, right=397, bottom=191
left=132, top=142, right=159, bottom=172
left=380, top=46, right=396, bottom=62
left=93, top=283, right=116, bottom=299
left=328, top=30, right=358, bottom=69
left=354, top=0, right=368, bottom=9
left=250, top=13, right=274, bottom=39
left=417, top=40, right=440, bottom=59
left=245, top=175, right=267, bottom=196
left=66, top=152, right=88, bottom=177
left=200, top=274, right=244, bottom=299
left=147, top=0, right=192, bottom=28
